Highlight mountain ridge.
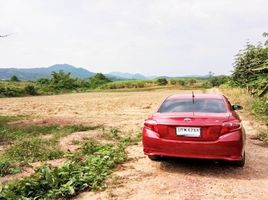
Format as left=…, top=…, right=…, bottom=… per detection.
left=0, top=64, right=95, bottom=80
left=0, top=64, right=209, bottom=80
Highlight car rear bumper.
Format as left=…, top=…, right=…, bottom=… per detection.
left=142, top=128, right=245, bottom=161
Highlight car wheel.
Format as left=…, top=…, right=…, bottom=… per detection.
left=233, top=152, right=245, bottom=167
left=148, top=155, right=162, bottom=161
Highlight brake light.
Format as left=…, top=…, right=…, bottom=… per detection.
left=144, top=119, right=158, bottom=132
left=220, top=121, right=241, bottom=134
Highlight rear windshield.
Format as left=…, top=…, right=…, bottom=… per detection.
left=158, top=98, right=227, bottom=113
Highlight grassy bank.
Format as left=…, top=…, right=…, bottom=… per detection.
left=220, top=86, right=268, bottom=143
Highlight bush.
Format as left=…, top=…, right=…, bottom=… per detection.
left=156, top=78, right=168, bottom=86
left=209, top=76, right=229, bottom=87
left=24, top=85, right=38, bottom=95
left=0, top=86, right=24, bottom=97
left=188, top=79, right=197, bottom=85
left=201, top=81, right=212, bottom=88
left=177, top=80, right=186, bottom=86
left=170, top=80, right=177, bottom=85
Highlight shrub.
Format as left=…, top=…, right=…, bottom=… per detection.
left=201, top=81, right=212, bottom=88
left=177, top=80, right=186, bottom=86
left=209, top=76, right=229, bottom=87
left=24, top=85, right=38, bottom=95
left=188, top=79, right=197, bottom=85
left=156, top=78, right=168, bottom=86
left=170, top=80, right=177, bottom=85
left=0, top=86, right=24, bottom=97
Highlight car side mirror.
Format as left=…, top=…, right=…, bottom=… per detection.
left=232, top=104, right=243, bottom=111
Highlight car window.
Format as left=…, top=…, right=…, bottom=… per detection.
left=158, top=98, right=227, bottom=113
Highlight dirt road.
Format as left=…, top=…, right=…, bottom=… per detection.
left=77, top=118, right=268, bottom=200
left=1, top=89, right=267, bottom=200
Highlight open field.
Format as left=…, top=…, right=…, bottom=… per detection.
left=0, top=88, right=195, bottom=133
left=0, top=88, right=268, bottom=199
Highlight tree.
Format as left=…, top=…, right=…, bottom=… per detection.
left=10, top=75, right=19, bottom=82
left=232, top=33, right=268, bottom=96
left=88, top=73, right=111, bottom=88
left=50, top=70, right=78, bottom=90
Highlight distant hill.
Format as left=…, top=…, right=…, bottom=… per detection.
left=0, top=64, right=95, bottom=80
left=106, top=72, right=147, bottom=80
left=0, top=64, right=209, bottom=81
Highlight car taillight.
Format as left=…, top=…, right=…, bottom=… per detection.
left=144, top=119, right=158, bottom=132
left=220, top=120, right=241, bottom=135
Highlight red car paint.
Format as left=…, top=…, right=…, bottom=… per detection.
left=142, top=94, right=246, bottom=164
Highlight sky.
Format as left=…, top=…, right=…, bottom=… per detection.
left=0, top=0, right=267, bottom=76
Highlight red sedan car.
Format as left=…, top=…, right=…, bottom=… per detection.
left=142, top=93, right=246, bottom=167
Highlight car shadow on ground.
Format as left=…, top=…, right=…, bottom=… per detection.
left=158, top=156, right=268, bottom=180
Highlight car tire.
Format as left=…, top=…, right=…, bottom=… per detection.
left=233, top=152, right=245, bottom=167
left=148, top=155, right=162, bottom=161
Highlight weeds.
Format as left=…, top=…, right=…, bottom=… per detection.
left=0, top=115, right=139, bottom=199
left=101, top=128, right=121, bottom=140
left=0, top=124, right=97, bottom=142
left=0, top=139, right=128, bottom=199
left=0, top=160, right=21, bottom=177
left=4, top=138, right=63, bottom=163
left=0, top=116, right=98, bottom=177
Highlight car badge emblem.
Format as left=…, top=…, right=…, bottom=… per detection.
left=184, top=118, right=191, bottom=122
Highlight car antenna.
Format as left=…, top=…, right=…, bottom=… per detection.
left=192, top=91, right=195, bottom=104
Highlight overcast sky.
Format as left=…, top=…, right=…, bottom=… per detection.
left=0, top=0, right=267, bottom=76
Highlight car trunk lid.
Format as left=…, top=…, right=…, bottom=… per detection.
left=152, top=112, right=231, bottom=141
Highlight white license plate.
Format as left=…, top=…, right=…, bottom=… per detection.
left=176, top=127, right=201, bottom=137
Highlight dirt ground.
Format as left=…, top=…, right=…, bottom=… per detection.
left=0, top=89, right=267, bottom=200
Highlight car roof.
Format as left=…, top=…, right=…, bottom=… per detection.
left=166, top=93, right=225, bottom=100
